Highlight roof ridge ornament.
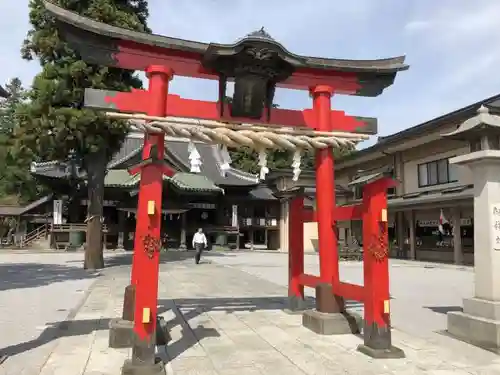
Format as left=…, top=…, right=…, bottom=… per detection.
left=478, top=105, right=489, bottom=115
left=246, top=27, right=274, bottom=40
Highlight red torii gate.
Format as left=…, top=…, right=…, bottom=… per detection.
left=289, top=176, right=403, bottom=358
left=45, top=2, right=408, bottom=373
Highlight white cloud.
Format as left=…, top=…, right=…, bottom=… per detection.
left=404, top=0, right=500, bottom=44
left=404, top=20, right=430, bottom=33
left=401, top=0, right=500, bottom=104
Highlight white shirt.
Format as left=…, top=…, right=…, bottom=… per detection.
left=192, top=232, right=207, bottom=247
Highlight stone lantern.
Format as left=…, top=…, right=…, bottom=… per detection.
left=443, top=105, right=500, bottom=351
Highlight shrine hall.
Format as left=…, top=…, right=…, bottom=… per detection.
left=28, top=130, right=284, bottom=251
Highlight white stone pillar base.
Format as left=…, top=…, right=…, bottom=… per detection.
left=448, top=297, right=500, bottom=350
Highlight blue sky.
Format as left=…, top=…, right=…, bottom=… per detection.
left=1, top=0, right=500, bottom=147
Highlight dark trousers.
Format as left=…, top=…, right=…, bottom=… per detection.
left=194, top=243, right=204, bottom=264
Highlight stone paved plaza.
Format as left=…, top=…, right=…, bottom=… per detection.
left=0, top=250, right=499, bottom=374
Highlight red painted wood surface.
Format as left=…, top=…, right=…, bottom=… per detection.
left=362, top=178, right=393, bottom=328
left=128, top=162, right=174, bottom=178
left=294, top=178, right=395, bottom=322
left=288, top=197, right=305, bottom=301
left=297, top=273, right=321, bottom=288
left=335, top=281, right=365, bottom=302
left=303, top=204, right=363, bottom=223
left=114, top=41, right=361, bottom=92
left=131, top=65, right=172, bottom=341
left=103, top=90, right=371, bottom=133
left=302, top=208, right=316, bottom=223
left=312, top=85, right=339, bottom=286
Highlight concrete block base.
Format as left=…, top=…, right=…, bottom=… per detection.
left=284, top=295, right=308, bottom=315
left=156, top=316, right=171, bottom=346
left=109, top=317, right=171, bottom=348
left=357, top=344, right=405, bottom=359
left=448, top=297, right=500, bottom=352
left=109, top=318, right=133, bottom=349
left=302, top=309, right=360, bottom=335
left=121, top=358, right=166, bottom=375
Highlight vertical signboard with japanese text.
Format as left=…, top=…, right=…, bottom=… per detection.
left=491, top=203, right=500, bottom=251
left=53, top=199, right=63, bottom=225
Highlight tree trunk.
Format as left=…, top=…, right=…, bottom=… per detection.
left=68, top=197, right=80, bottom=223
left=68, top=196, right=81, bottom=250
left=84, top=149, right=106, bottom=270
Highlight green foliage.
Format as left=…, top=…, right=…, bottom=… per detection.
left=230, top=147, right=354, bottom=173
left=15, top=0, right=150, bottom=165
left=0, top=78, right=43, bottom=203
left=15, top=0, right=150, bottom=268
left=0, top=78, right=25, bottom=134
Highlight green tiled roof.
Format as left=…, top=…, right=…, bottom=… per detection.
left=103, top=170, right=223, bottom=194
left=169, top=173, right=224, bottom=193
left=104, top=170, right=141, bottom=187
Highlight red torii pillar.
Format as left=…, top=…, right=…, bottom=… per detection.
left=357, top=177, right=404, bottom=358
left=121, top=65, right=173, bottom=373
left=286, top=85, right=346, bottom=316
left=311, top=85, right=344, bottom=312
left=297, top=84, right=363, bottom=336
left=287, top=196, right=305, bottom=311
left=293, top=176, right=404, bottom=357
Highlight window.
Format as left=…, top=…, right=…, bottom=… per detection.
left=448, top=163, right=459, bottom=183
left=418, top=158, right=458, bottom=187
left=354, top=186, right=363, bottom=200
left=470, top=140, right=481, bottom=152
left=437, top=159, right=448, bottom=184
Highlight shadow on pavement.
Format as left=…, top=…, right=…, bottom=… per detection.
left=62, top=250, right=230, bottom=270
left=161, top=295, right=363, bottom=360
left=0, top=250, right=363, bottom=362
left=0, top=262, right=98, bottom=291
left=0, top=294, right=322, bottom=362
left=0, top=317, right=110, bottom=359
left=424, top=305, right=463, bottom=314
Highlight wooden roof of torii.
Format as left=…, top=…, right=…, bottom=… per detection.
left=44, top=1, right=409, bottom=96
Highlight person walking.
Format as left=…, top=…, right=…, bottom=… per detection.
left=192, top=228, right=207, bottom=264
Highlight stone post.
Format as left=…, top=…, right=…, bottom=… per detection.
left=396, top=211, right=405, bottom=258
left=117, top=210, right=126, bottom=250
left=179, top=212, right=187, bottom=250
left=279, top=200, right=289, bottom=252
left=444, top=106, right=500, bottom=350
left=408, top=210, right=416, bottom=260
left=451, top=207, right=463, bottom=265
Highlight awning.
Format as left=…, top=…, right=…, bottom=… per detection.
left=272, top=184, right=351, bottom=200
left=348, top=166, right=394, bottom=187
left=388, top=187, right=473, bottom=209
left=348, top=171, right=384, bottom=187
left=249, top=187, right=277, bottom=200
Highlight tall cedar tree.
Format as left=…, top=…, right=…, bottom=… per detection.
left=0, top=78, right=42, bottom=204
left=17, top=0, right=150, bottom=269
